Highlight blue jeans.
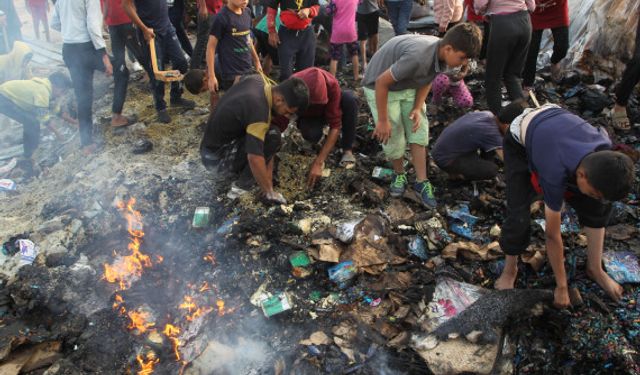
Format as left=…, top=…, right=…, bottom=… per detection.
left=386, top=0, right=412, bottom=35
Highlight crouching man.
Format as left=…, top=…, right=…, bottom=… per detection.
left=0, top=72, right=75, bottom=160
left=200, top=74, right=309, bottom=204
left=431, top=101, right=526, bottom=181
left=495, top=103, right=636, bottom=308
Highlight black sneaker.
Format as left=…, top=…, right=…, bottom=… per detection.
left=170, top=97, right=196, bottom=109
left=157, top=109, right=171, bottom=123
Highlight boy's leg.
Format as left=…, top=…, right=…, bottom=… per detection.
left=567, top=193, right=623, bottom=301
left=0, top=94, right=40, bottom=157
left=502, top=12, right=531, bottom=102
left=297, top=117, right=325, bottom=143
left=497, top=133, right=536, bottom=288
left=295, top=27, right=316, bottom=73
left=522, top=29, right=542, bottom=88
left=137, top=30, right=168, bottom=114
left=329, top=43, right=340, bottom=76
left=368, top=13, right=379, bottom=53
left=386, top=2, right=401, bottom=35
left=348, top=42, right=359, bottom=79
left=277, top=27, right=296, bottom=81
left=357, top=13, right=368, bottom=67
left=443, top=152, right=499, bottom=181
left=162, top=31, right=193, bottom=107
left=109, top=25, right=130, bottom=122
left=395, top=0, right=413, bottom=36
left=400, top=93, right=428, bottom=180
left=192, top=13, right=215, bottom=69
left=63, top=43, right=96, bottom=147
left=340, top=89, right=358, bottom=152
left=449, top=79, right=474, bottom=108
left=550, top=26, right=569, bottom=66
left=430, top=73, right=449, bottom=105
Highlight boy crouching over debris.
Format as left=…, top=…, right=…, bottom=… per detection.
left=200, top=75, right=309, bottom=204
left=0, top=72, right=75, bottom=161
left=271, top=67, right=358, bottom=188
left=495, top=104, right=636, bottom=308
left=362, top=23, right=482, bottom=209
left=431, top=101, right=526, bottom=182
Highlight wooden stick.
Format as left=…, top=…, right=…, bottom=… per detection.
left=148, top=37, right=183, bottom=82
left=528, top=89, right=541, bottom=108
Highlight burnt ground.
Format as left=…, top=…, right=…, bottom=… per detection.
left=1, top=31, right=640, bottom=375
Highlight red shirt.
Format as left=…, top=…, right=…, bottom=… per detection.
left=272, top=67, right=343, bottom=131
left=101, top=0, right=131, bottom=26
left=530, top=0, right=569, bottom=30
left=464, top=0, right=485, bottom=23
left=203, top=0, right=224, bottom=15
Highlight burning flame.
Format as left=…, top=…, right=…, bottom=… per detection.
left=203, top=252, right=216, bottom=265
left=136, top=352, right=159, bottom=375
left=179, top=295, right=212, bottom=322
left=163, top=324, right=182, bottom=362
left=199, top=282, right=210, bottom=293
left=217, top=300, right=225, bottom=316
left=127, top=310, right=155, bottom=334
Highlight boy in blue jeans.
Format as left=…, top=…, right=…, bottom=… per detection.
left=362, top=23, right=482, bottom=208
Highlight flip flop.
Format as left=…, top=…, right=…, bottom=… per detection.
left=339, top=153, right=356, bottom=169
left=610, top=110, right=631, bottom=131
left=112, top=114, right=139, bottom=128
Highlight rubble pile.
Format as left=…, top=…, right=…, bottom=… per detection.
left=1, top=43, right=640, bottom=375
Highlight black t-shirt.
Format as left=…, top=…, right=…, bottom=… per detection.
left=267, top=0, right=318, bottom=12
left=210, top=6, right=253, bottom=77
left=201, top=75, right=272, bottom=156
left=133, top=0, right=172, bottom=35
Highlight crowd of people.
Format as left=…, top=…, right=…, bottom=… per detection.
left=0, top=0, right=639, bottom=309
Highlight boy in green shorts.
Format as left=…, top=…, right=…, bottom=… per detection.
left=362, top=23, right=482, bottom=208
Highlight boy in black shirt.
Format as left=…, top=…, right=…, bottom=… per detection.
left=201, top=75, right=309, bottom=203
left=123, top=0, right=195, bottom=124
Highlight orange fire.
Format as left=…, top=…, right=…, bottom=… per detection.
left=216, top=300, right=225, bottom=316
left=163, top=324, right=182, bottom=362
left=203, top=252, right=216, bottom=265
left=179, top=295, right=213, bottom=322
left=136, top=352, right=159, bottom=375
left=198, top=281, right=210, bottom=293
left=127, top=310, right=155, bottom=334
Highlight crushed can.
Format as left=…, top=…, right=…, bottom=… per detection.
left=192, top=207, right=211, bottom=228
left=328, top=261, right=356, bottom=288
left=0, top=179, right=16, bottom=191
left=261, top=292, right=293, bottom=317
left=371, top=167, right=394, bottom=180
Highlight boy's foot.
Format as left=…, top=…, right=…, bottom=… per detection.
left=157, top=109, right=171, bottom=124
left=413, top=180, right=437, bottom=208
left=170, top=97, right=196, bottom=109
left=495, top=268, right=517, bottom=290
left=586, top=267, right=624, bottom=301
left=389, top=173, right=408, bottom=197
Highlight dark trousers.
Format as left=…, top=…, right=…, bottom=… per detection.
left=0, top=94, right=39, bottom=157
left=169, top=1, right=193, bottom=57
left=62, top=42, right=105, bottom=146
left=277, top=26, right=316, bottom=81
left=616, top=19, right=640, bottom=107
left=297, top=89, right=358, bottom=150
left=137, top=28, right=188, bottom=111
left=480, top=21, right=489, bottom=60
left=485, top=11, right=531, bottom=115
left=108, top=23, right=143, bottom=114
left=192, top=13, right=216, bottom=69
left=499, top=133, right=612, bottom=256
left=440, top=151, right=499, bottom=181
left=522, top=26, right=569, bottom=87
left=200, top=127, right=282, bottom=189
left=386, top=0, right=412, bottom=36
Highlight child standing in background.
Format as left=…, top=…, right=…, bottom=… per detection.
left=26, top=0, right=50, bottom=42
left=430, top=61, right=473, bottom=109
left=356, top=0, right=379, bottom=72
left=327, top=0, right=360, bottom=81
left=434, top=0, right=464, bottom=36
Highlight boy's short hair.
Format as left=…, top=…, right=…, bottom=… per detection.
left=498, top=99, right=528, bottom=125
left=581, top=150, right=635, bottom=201
left=48, top=72, right=72, bottom=90
left=274, top=77, right=309, bottom=112
left=184, top=69, right=206, bottom=95
left=441, top=22, right=483, bottom=59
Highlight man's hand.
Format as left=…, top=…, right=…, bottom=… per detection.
left=255, top=59, right=263, bottom=73
left=265, top=190, right=287, bottom=204
left=408, top=108, right=422, bottom=132
left=208, top=75, right=219, bottom=92
left=307, top=160, right=323, bottom=188
left=103, top=54, right=113, bottom=76
left=143, top=27, right=155, bottom=42
left=553, top=285, right=571, bottom=309
left=268, top=31, right=280, bottom=47
left=297, top=8, right=310, bottom=19
left=372, top=119, right=392, bottom=144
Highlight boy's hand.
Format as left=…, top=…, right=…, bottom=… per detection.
left=307, top=159, right=323, bottom=188
left=143, top=27, right=155, bottom=42
left=208, top=76, right=219, bottom=92
left=372, top=119, right=392, bottom=144
left=297, top=8, right=310, bottom=19
left=103, top=54, right=113, bottom=76
left=554, top=285, right=571, bottom=309
left=268, top=32, right=280, bottom=47
left=409, top=108, right=422, bottom=132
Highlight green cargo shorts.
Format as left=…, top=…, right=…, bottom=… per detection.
left=364, top=87, right=429, bottom=160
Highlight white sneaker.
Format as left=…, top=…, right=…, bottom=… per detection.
left=131, top=61, right=144, bottom=72
left=227, top=182, right=250, bottom=200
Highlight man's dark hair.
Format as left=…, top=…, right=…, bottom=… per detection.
left=441, top=22, right=483, bottom=59
left=48, top=72, right=72, bottom=90
left=498, top=99, right=528, bottom=124
left=184, top=69, right=206, bottom=95
left=581, top=150, right=635, bottom=201
left=274, top=77, right=309, bottom=112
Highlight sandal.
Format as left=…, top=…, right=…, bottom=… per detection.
left=111, top=114, right=139, bottom=128
left=339, top=153, right=356, bottom=169
left=610, top=109, right=631, bottom=131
